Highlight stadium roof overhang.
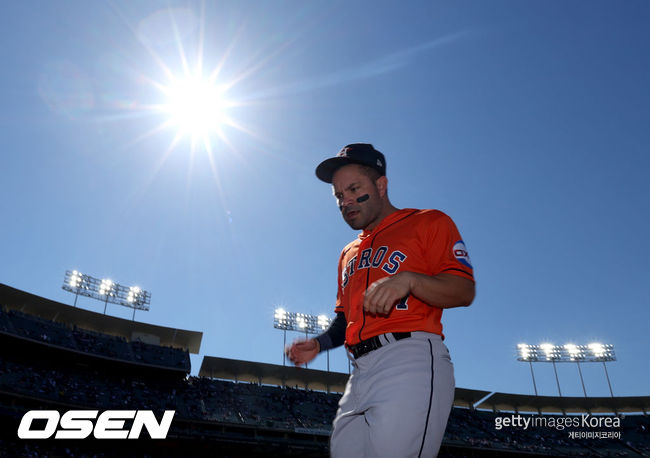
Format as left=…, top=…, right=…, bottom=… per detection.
left=199, top=356, right=650, bottom=414
left=453, top=387, right=492, bottom=408
left=200, top=356, right=491, bottom=404
left=0, top=284, right=203, bottom=354
left=199, top=356, right=350, bottom=392
left=476, top=392, right=650, bottom=414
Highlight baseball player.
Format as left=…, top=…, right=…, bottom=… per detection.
left=287, top=143, right=475, bottom=458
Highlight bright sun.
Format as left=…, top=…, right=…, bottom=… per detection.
left=157, top=74, right=235, bottom=147
left=132, top=9, right=256, bottom=159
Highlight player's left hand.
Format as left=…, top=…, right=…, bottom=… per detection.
left=363, top=272, right=413, bottom=315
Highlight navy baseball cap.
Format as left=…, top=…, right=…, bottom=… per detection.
left=315, top=143, right=386, bottom=183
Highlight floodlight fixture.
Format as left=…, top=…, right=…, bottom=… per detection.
left=272, top=308, right=333, bottom=368
left=99, top=279, right=115, bottom=296
left=318, top=315, right=331, bottom=331
left=540, top=343, right=555, bottom=359
left=517, top=343, right=536, bottom=361
left=564, top=344, right=583, bottom=360
left=272, top=309, right=331, bottom=334
left=296, top=314, right=308, bottom=330
left=516, top=343, right=615, bottom=363
left=62, top=270, right=151, bottom=318
left=64, top=270, right=92, bottom=306
left=127, top=286, right=142, bottom=303
left=68, top=270, right=82, bottom=289
left=516, top=341, right=616, bottom=399
left=587, top=342, right=615, bottom=360
left=589, top=343, right=603, bottom=355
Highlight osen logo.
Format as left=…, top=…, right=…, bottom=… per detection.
left=17, top=410, right=175, bottom=440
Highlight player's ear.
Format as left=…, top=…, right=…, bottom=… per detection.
left=376, top=176, right=388, bottom=198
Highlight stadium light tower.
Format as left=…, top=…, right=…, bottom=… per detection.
left=564, top=344, right=588, bottom=397
left=99, top=278, right=116, bottom=314
left=62, top=270, right=151, bottom=320
left=517, top=344, right=539, bottom=396
left=517, top=342, right=616, bottom=397
left=274, top=308, right=290, bottom=366
left=541, top=343, right=563, bottom=396
left=64, top=270, right=88, bottom=307
left=273, top=308, right=332, bottom=369
left=588, top=342, right=616, bottom=397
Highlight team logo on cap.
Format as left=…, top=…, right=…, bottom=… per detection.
left=453, top=241, right=472, bottom=269
left=337, top=147, right=350, bottom=157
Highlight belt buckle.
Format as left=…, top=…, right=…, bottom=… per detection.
left=351, top=335, right=380, bottom=359
left=354, top=340, right=368, bottom=359
left=352, top=333, right=412, bottom=359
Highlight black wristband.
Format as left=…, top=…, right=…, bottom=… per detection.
left=316, top=312, right=346, bottom=352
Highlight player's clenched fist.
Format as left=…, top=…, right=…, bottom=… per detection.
left=286, top=338, right=320, bottom=367
left=363, top=272, right=413, bottom=315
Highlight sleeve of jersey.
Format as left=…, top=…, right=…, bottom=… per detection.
left=427, top=212, right=475, bottom=282
left=334, top=250, right=345, bottom=313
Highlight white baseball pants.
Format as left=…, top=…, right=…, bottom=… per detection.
left=330, top=332, right=454, bottom=458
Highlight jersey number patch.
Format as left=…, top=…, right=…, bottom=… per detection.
left=395, top=295, right=409, bottom=310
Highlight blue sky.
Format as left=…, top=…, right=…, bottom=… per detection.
left=1, top=1, right=648, bottom=398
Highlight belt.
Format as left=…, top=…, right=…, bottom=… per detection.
left=348, top=332, right=411, bottom=359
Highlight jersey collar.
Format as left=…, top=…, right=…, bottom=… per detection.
left=359, top=208, right=416, bottom=240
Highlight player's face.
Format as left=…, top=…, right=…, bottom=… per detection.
left=332, top=164, right=383, bottom=231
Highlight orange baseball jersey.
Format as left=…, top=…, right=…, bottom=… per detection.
left=335, top=208, right=474, bottom=346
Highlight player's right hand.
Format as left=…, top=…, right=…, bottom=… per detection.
left=286, top=339, right=320, bottom=367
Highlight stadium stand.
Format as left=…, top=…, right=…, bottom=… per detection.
left=0, top=309, right=190, bottom=372
left=0, top=283, right=648, bottom=457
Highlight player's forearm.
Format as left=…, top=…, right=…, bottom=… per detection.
left=315, top=312, right=346, bottom=351
left=405, top=272, right=475, bottom=309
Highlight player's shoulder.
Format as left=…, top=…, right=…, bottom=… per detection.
left=406, top=208, right=453, bottom=224
left=403, top=209, right=462, bottom=238
left=340, top=238, right=361, bottom=256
